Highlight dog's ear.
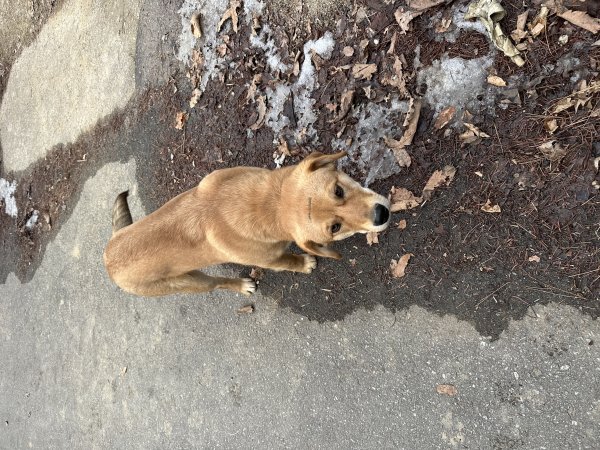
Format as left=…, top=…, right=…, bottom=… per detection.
left=300, top=241, right=342, bottom=260
left=304, top=151, right=347, bottom=172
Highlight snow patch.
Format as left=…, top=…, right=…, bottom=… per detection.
left=25, top=210, right=39, bottom=229
left=433, top=4, right=489, bottom=43
left=250, top=24, right=291, bottom=73
left=332, top=98, right=411, bottom=186
left=417, top=54, right=494, bottom=115
left=243, top=0, right=265, bottom=24
left=0, top=178, right=18, bottom=217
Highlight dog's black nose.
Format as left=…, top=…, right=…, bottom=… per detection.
left=373, top=203, right=390, bottom=226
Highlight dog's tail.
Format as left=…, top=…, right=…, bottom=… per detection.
left=112, top=190, right=133, bottom=235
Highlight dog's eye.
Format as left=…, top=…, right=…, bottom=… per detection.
left=334, top=185, right=344, bottom=198
left=331, top=223, right=341, bottom=233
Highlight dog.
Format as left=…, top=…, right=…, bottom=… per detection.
left=103, top=151, right=390, bottom=297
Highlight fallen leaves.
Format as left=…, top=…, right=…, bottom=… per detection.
left=390, top=165, right=456, bottom=212
left=352, top=63, right=377, bottom=80
left=217, top=0, right=240, bottom=33
left=543, top=118, right=558, bottom=133
left=511, top=11, right=529, bottom=43
left=382, top=56, right=409, bottom=98
left=189, top=88, right=202, bottom=108
left=557, top=9, right=600, bottom=34
left=190, top=13, right=202, bottom=38
left=433, top=106, right=456, bottom=130
left=529, top=6, right=549, bottom=38
left=481, top=200, right=501, bottom=213
left=436, top=384, right=458, bottom=396
left=342, top=46, right=354, bottom=57
left=174, top=111, right=188, bottom=130
left=551, top=80, right=600, bottom=114
left=465, top=0, right=525, bottom=66
left=237, top=304, right=255, bottom=314
left=487, top=75, right=507, bottom=87
left=331, top=89, right=355, bottom=122
left=366, top=231, right=379, bottom=246
left=528, top=255, right=541, bottom=263
left=390, top=253, right=413, bottom=278
left=459, top=123, right=490, bottom=145
left=249, top=95, right=267, bottom=130
left=384, top=137, right=412, bottom=168
left=397, top=219, right=407, bottom=230
left=538, top=140, right=566, bottom=161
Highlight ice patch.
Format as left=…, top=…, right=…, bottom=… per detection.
left=25, top=210, right=39, bottom=229
left=243, top=0, right=265, bottom=24
left=250, top=24, right=291, bottom=73
left=264, top=32, right=335, bottom=144
left=332, top=98, right=411, bottom=186
left=0, top=178, right=18, bottom=217
left=417, top=54, right=494, bottom=115
left=434, top=4, right=489, bottom=43
left=177, top=0, right=229, bottom=90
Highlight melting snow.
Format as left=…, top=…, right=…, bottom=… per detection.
left=0, top=178, right=18, bottom=217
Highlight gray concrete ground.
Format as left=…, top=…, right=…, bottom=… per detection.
left=1, top=0, right=599, bottom=448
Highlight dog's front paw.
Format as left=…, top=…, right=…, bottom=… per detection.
left=300, top=254, right=317, bottom=274
left=239, top=278, right=257, bottom=296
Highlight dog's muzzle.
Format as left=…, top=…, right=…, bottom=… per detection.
left=373, top=203, right=390, bottom=226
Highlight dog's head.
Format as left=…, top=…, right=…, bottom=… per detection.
left=282, top=151, right=391, bottom=259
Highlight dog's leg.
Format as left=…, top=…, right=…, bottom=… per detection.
left=130, top=271, right=256, bottom=297
left=262, top=254, right=317, bottom=274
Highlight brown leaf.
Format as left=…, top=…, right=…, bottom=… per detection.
left=528, top=6, right=549, bottom=37
left=190, top=13, right=202, bottom=38
left=250, top=95, right=267, bottom=130
left=423, top=165, right=456, bottom=200
left=387, top=31, right=398, bottom=54
left=342, top=46, right=354, bottom=57
left=433, top=106, right=456, bottom=130
left=435, top=17, right=452, bottom=33
left=538, top=140, right=566, bottom=161
left=558, top=10, right=600, bottom=34
left=174, top=111, right=188, bottom=130
left=511, top=11, right=529, bottom=42
left=237, top=305, right=255, bottom=314
left=390, top=254, right=413, bottom=278
left=189, top=88, right=202, bottom=108
left=487, top=75, right=507, bottom=87
left=382, top=56, right=409, bottom=98
left=384, top=136, right=412, bottom=168
left=397, top=219, right=407, bottom=230
left=400, top=98, right=422, bottom=144
left=543, top=118, right=558, bottom=133
left=366, top=232, right=379, bottom=246
left=464, top=123, right=491, bottom=138
left=331, top=89, right=355, bottom=122
left=217, top=0, right=241, bottom=33
left=390, top=187, right=422, bottom=212
left=246, top=74, right=262, bottom=105
left=553, top=97, right=575, bottom=113
left=481, top=200, right=501, bottom=213
left=528, top=255, right=541, bottom=263
left=394, top=7, right=423, bottom=33
left=436, top=384, right=457, bottom=396
left=406, top=0, right=445, bottom=10
left=352, top=63, right=377, bottom=80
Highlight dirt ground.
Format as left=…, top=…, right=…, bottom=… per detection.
left=1, top=0, right=598, bottom=338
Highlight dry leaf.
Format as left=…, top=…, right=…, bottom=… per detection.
left=433, top=106, right=456, bottom=130
left=352, top=63, right=377, bottom=80
left=487, top=75, right=507, bottom=87
left=543, top=118, right=558, bottom=133
left=423, top=165, right=456, bottom=200
left=529, top=6, right=549, bottom=37
left=174, top=111, right=188, bottom=130
left=553, top=97, right=575, bottom=113
left=366, top=231, right=379, bottom=246
left=190, top=13, right=202, bottom=38
left=511, top=11, right=529, bottom=42
left=390, top=187, right=422, bottom=212
left=382, top=56, right=409, bottom=98
left=190, top=49, right=204, bottom=70
left=558, top=10, right=600, bottom=34
left=465, top=0, right=525, bottom=66
left=342, top=46, right=354, bottom=57
left=246, top=74, right=262, bottom=104
left=387, top=31, right=398, bottom=54
left=435, top=17, right=452, bottom=33
left=398, top=219, right=407, bottom=230
left=217, top=0, right=241, bottom=33
left=394, top=7, right=423, bottom=33
left=464, top=123, right=491, bottom=138
left=250, top=95, right=267, bottom=130
left=384, top=136, right=412, bottom=168
left=481, top=200, right=501, bottom=213
left=399, top=98, right=422, bottom=144
left=538, top=140, right=566, bottom=161
left=237, top=305, right=255, bottom=314
left=390, top=253, right=413, bottom=278
left=436, top=384, right=457, bottom=396
left=528, top=255, right=541, bottom=263
left=189, top=88, right=202, bottom=108
left=407, top=0, right=445, bottom=9
left=277, top=138, right=291, bottom=157
left=558, top=34, right=569, bottom=45
left=331, top=89, right=355, bottom=122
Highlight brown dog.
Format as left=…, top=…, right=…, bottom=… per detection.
left=103, top=151, right=390, bottom=296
